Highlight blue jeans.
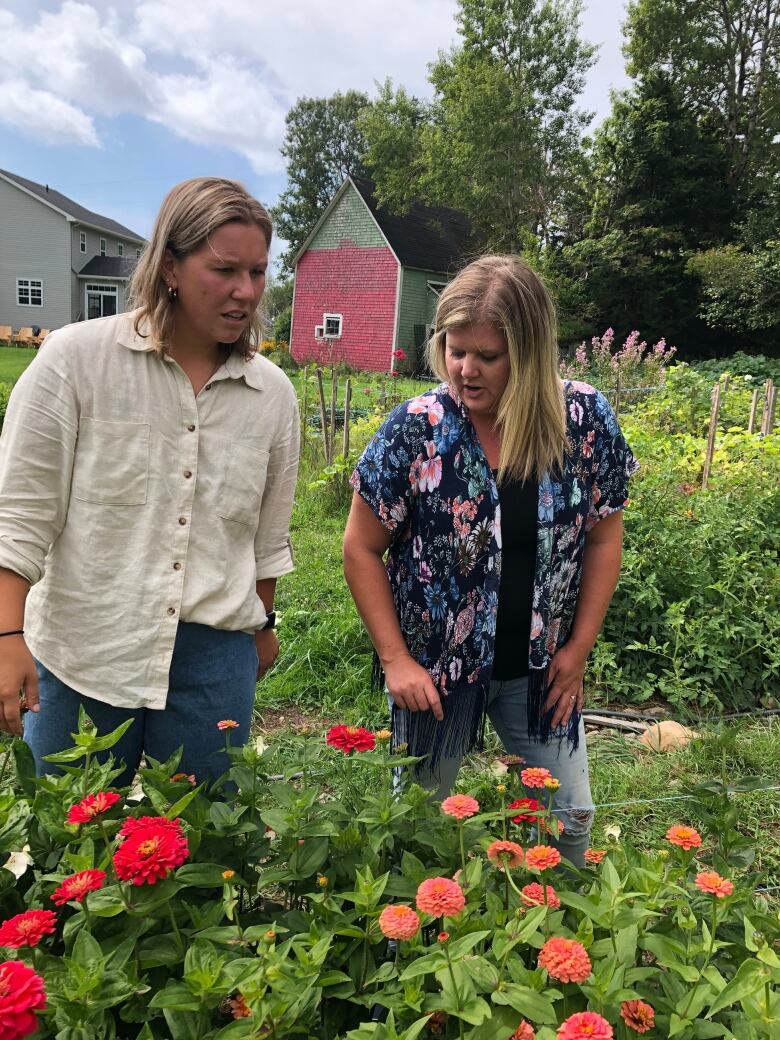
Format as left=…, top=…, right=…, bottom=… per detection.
left=25, top=622, right=258, bottom=787
left=395, top=676, right=595, bottom=867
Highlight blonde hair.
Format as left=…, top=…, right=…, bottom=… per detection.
left=128, top=177, right=273, bottom=359
left=427, top=255, right=566, bottom=482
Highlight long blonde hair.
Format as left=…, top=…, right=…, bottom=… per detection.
left=427, top=255, right=566, bottom=482
left=128, top=177, right=273, bottom=359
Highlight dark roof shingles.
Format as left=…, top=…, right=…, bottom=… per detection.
left=0, top=169, right=144, bottom=242
left=351, top=177, right=473, bottom=273
left=78, top=256, right=138, bottom=279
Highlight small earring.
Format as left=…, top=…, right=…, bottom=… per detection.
left=167, top=285, right=178, bottom=302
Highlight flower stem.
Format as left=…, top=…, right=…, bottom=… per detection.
left=458, top=822, right=467, bottom=876
left=682, top=900, right=719, bottom=1020
left=0, top=741, right=13, bottom=791
left=167, top=901, right=185, bottom=957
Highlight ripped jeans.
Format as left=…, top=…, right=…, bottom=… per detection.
left=396, top=675, right=595, bottom=867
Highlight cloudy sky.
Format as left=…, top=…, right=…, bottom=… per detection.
left=0, top=0, right=630, bottom=256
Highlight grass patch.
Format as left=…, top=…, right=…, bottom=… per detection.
left=0, top=346, right=37, bottom=383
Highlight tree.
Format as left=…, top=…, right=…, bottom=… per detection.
left=273, top=91, right=372, bottom=273
left=687, top=241, right=780, bottom=339
left=362, top=0, right=596, bottom=252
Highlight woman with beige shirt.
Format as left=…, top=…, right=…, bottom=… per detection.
left=0, top=177, right=299, bottom=785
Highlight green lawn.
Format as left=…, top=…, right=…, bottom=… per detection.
left=0, top=345, right=37, bottom=383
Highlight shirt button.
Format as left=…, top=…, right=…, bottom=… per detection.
left=183, top=470, right=192, bottom=479
left=167, top=607, right=176, bottom=616
left=205, top=384, right=212, bottom=391
left=178, top=517, right=187, bottom=526
left=173, top=562, right=182, bottom=571
left=187, top=423, right=196, bottom=432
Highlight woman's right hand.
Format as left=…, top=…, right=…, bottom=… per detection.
left=384, top=654, right=444, bottom=721
left=0, top=636, right=39, bottom=736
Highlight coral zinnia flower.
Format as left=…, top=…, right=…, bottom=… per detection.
left=66, top=790, right=121, bottom=825
left=521, top=767, right=553, bottom=788
left=666, top=825, right=702, bottom=850
left=508, top=797, right=542, bottom=823
left=538, top=936, right=592, bottom=983
left=557, top=1011, right=613, bottom=1039
left=525, top=845, right=562, bottom=872
left=325, top=724, right=376, bottom=753
left=487, top=840, right=525, bottom=870
left=0, top=960, right=46, bottom=1040
left=217, top=719, right=239, bottom=730
left=0, top=909, right=57, bottom=949
left=620, top=999, right=655, bottom=1033
left=584, top=849, right=607, bottom=865
left=521, top=882, right=561, bottom=909
left=510, top=1022, right=536, bottom=1040
left=228, top=993, right=251, bottom=1019
left=416, top=877, right=466, bottom=917
left=51, top=869, right=107, bottom=906
left=378, top=904, right=420, bottom=940
left=114, top=819, right=189, bottom=885
left=695, top=871, right=734, bottom=898
left=441, top=794, right=480, bottom=820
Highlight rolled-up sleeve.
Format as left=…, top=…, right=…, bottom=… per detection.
left=254, top=382, right=299, bottom=579
left=0, top=341, right=78, bottom=584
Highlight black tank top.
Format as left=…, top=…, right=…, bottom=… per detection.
left=491, top=473, right=537, bottom=680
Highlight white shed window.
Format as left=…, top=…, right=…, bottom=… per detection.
left=17, top=279, right=43, bottom=307
left=100, top=238, right=106, bottom=256
left=79, top=231, right=87, bottom=253
left=117, top=242, right=124, bottom=257
left=323, top=313, right=342, bottom=338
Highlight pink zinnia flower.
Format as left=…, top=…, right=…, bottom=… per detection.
left=509, top=1023, right=535, bottom=1040
left=695, top=871, right=734, bottom=898
left=416, top=877, right=466, bottom=917
left=441, top=794, right=480, bottom=820
left=584, top=849, right=607, bottom=865
left=377, top=905, right=420, bottom=940
left=486, top=840, right=524, bottom=870
left=0, top=960, right=46, bottom=1040
left=521, top=882, right=561, bottom=909
left=217, top=719, right=239, bottom=730
left=557, top=1011, right=613, bottom=1039
left=666, top=825, right=702, bottom=850
left=538, top=937, right=592, bottom=983
left=521, top=767, right=553, bottom=788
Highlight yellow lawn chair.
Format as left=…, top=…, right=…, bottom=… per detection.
left=12, top=327, right=33, bottom=346
left=0, top=326, right=13, bottom=344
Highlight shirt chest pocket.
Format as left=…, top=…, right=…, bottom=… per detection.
left=71, top=418, right=150, bottom=506
left=219, top=443, right=270, bottom=527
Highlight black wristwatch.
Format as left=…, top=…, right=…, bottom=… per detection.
left=261, top=611, right=276, bottom=631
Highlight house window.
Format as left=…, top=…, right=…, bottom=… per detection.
left=136, top=248, right=141, bottom=258
left=100, top=238, right=106, bottom=256
left=117, top=243, right=124, bottom=257
left=85, top=283, right=118, bottom=320
left=314, top=325, right=324, bottom=339
left=323, top=313, right=342, bottom=338
left=79, top=231, right=86, bottom=253
left=427, top=281, right=447, bottom=296
left=17, top=279, right=43, bottom=307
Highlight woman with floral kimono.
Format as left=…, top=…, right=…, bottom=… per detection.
left=343, top=255, right=638, bottom=866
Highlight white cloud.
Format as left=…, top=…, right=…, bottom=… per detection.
left=0, top=80, right=100, bottom=146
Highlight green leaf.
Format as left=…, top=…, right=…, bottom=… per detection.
left=706, top=957, right=765, bottom=1016
left=448, top=931, right=491, bottom=960
left=176, top=863, right=232, bottom=887
left=492, top=984, right=557, bottom=1024
left=150, top=982, right=202, bottom=1010
left=399, top=950, right=448, bottom=980
left=71, top=927, right=103, bottom=969
left=12, top=740, right=36, bottom=797
left=165, top=784, right=203, bottom=819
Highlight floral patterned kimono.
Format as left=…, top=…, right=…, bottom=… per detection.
left=350, top=381, right=638, bottom=770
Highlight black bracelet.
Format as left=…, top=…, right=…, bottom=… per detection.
left=0, top=630, right=24, bottom=638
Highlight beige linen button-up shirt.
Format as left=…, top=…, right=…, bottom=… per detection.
left=0, top=311, right=299, bottom=709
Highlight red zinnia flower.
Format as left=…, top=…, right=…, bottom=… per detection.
left=416, top=877, right=466, bottom=917
left=325, top=724, right=376, bottom=753
left=521, top=767, right=553, bottom=788
left=538, top=936, right=592, bottom=983
left=441, top=794, right=480, bottom=820
left=557, top=1011, right=613, bottom=1039
left=509, top=1023, right=535, bottom=1040
left=487, top=840, right=525, bottom=870
left=521, top=882, right=561, bottom=909
left=0, top=960, right=46, bottom=1040
left=51, top=869, right=107, bottom=906
left=584, top=849, right=607, bottom=865
left=378, top=905, right=420, bottom=940
left=508, top=797, right=542, bottom=823
left=620, top=1000, right=655, bottom=1033
left=525, top=845, right=562, bottom=872
left=695, top=871, right=734, bottom=898
left=66, top=790, right=121, bottom=825
left=0, top=910, right=57, bottom=949
left=666, top=825, right=702, bottom=850
left=119, top=815, right=184, bottom=838
left=114, top=818, right=189, bottom=885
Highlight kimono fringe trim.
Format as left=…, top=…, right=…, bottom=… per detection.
left=527, top=666, right=581, bottom=754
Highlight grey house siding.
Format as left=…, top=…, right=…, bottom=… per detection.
left=70, top=225, right=140, bottom=272
left=0, top=177, right=71, bottom=329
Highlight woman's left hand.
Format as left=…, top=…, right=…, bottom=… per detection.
left=255, top=628, right=280, bottom=679
left=544, top=642, right=587, bottom=730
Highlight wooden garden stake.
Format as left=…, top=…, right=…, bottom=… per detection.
left=701, top=381, right=722, bottom=490
left=342, top=378, right=352, bottom=458
left=760, top=379, right=775, bottom=436
left=764, top=382, right=777, bottom=436
left=301, top=365, right=308, bottom=448
left=315, top=367, right=330, bottom=464
left=748, top=388, right=759, bottom=433
left=329, top=367, right=338, bottom=463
